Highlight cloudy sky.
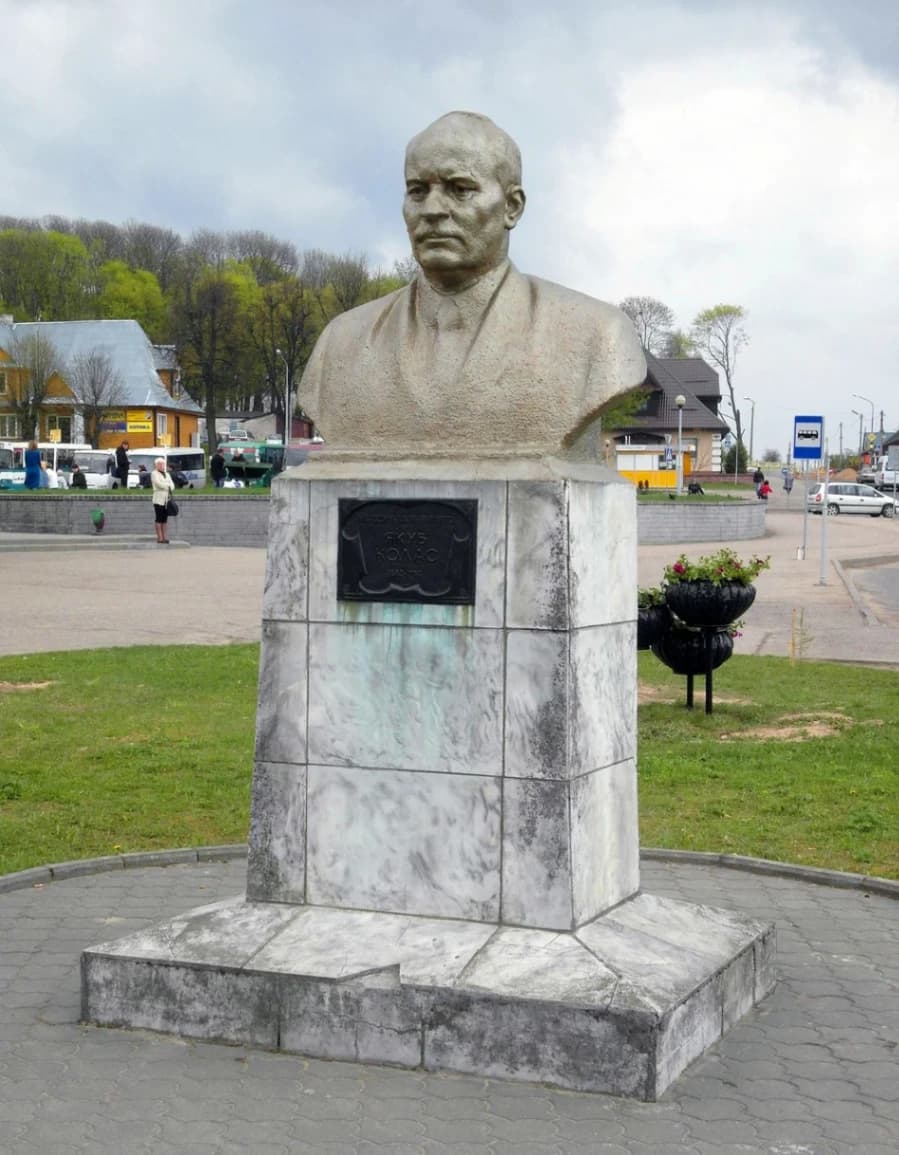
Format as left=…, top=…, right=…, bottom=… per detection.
left=4, top=0, right=897, bottom=459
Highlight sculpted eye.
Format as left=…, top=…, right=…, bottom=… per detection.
left=406, top=185, right=427, bottom=201
left=452, top=184, right=475, bottom=199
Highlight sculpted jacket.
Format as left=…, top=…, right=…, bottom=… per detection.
left=300, top=261, right=646, bottom=458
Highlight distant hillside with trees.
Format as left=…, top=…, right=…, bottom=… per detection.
left=0, top=215, right=409, bottom=426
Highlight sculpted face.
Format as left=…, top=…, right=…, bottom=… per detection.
left=403, top=116, right=525, bottom=292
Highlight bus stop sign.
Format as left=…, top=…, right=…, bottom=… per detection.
left=793, top=415, right=823, bottom=460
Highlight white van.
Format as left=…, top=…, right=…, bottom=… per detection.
left=71, top=449, right=121, bottom=489
left=127, top=447, right=207, bottom=489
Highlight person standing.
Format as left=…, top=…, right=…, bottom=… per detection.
left=115, top=440, right=130, bottom=490
left=151, top=456, right=175, bottom=544
left=752, top=466, right=765, bottom=497
left=70, top=464, right=88, bottom=489
left=210, top=448, right=227, bottom=488
left=24, top=440, right=41, bottom=490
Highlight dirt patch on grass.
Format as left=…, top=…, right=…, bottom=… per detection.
left=0, top=681, right=54, bottom=692
left=721, top=710, right=854, bottom=742
left=639, top=691, right=876, bottom=743
left=638, top=681, right=749, bottom=706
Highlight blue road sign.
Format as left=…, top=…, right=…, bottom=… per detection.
left=793, top=415, right=823, bottom=460
left=664, top=445, right=673, bottom=462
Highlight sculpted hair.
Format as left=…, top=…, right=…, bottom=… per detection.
left=408, top=111, right=523, bottom=189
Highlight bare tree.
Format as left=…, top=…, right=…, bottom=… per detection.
left=619, top=296, right=675, bottom=355
left=68, top=350, right=125, bottom=447
left=393, top=255, right=418, bottom=283
left=122, top=221, right=183, bottom=291
left=8, top=330, right=60, bottom=439
left=227, top=230, right=298, bottom=283
left=690, top=305, right=749, bottom=452
left=327, top=252, right=370, bottom=315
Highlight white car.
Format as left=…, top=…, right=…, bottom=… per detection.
left=807, top=481, right=896, bottom=518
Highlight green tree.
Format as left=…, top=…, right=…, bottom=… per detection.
left=690, top=305, right=749, bottom=452
left=96, top=261, right=168, bottom=341
left=171, top=253, right=256, bottom=448
left=722, top=441, right=749, bottom=474
left=661, top=328, right=694, bottom=358
left=0, top=229, right=91, bottom=320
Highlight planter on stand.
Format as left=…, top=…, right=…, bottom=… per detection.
left=637, top=604, right=671, bottom=651
left=664, top=579, right=756, bottom=627
left=651, top=624, right=735, bottom=714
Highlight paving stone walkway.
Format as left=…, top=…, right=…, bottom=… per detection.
left=2, top=855, right=897, bottom=1154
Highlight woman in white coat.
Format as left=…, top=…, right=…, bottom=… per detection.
left=151, top=456, right=175, bottom=544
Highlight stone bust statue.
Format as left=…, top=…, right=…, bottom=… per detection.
left=300, top=111, right=646, bottom=459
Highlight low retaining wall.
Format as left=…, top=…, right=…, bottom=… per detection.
left=637, top=499, right=766, bottom=543
left=0, top=493, right=765, bottom=546
left=0, top=494, right=271, bottom=547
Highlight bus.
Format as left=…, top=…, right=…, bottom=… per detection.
left=0, top=442, right=93, bottom=489
left=127, top=447, right=207, bottom=488
left=215, top=438, right=320, bottom=486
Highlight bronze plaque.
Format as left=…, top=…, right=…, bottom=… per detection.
left=337, top=499, right=477, bottom=605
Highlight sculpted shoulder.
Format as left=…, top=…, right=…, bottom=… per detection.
left=523, top=273, right=641, bottom=337
left=315, top=285, right=410, bottom=347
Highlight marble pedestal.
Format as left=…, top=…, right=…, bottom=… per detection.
left=82, top=457, right=774, bottom=1098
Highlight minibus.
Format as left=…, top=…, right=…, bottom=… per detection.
left=127, top=447, right=207, bottom=488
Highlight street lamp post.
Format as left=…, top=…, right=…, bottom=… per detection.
left=852, top=393, right=875, bottom=458
left=675, top=394, right=685, bottom=493
left=743, top=396, right=756, bottom=466
left=851, top=409, right=864, bottom=457
left=275, top=348, right=290, bottom=444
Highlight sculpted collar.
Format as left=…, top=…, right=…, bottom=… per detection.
left=415, top=260, right=512, bottom=332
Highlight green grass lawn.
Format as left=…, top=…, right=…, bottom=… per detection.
left=1, top=645, right=896, bottom=878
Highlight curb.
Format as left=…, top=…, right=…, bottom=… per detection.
left=640, top=847, right=899, bottom=898
left=0, top=844, right=247, bottom=894
left=1, top=844, right=896, bottom=899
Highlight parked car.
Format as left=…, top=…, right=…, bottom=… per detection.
left=807, top=482, right=897, bottom=517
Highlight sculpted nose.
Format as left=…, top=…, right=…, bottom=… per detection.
left=420, top=188, right=450, bottom=219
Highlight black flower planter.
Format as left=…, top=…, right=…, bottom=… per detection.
left=665, top=580, right=756, bottom=628
left=637, top=604, right=671, bottom=650
left=651, top=627, right=734, bottom=676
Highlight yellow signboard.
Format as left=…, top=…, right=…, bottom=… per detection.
left=158, top=433, right=171, bottom=447
left=127, top=410, right=154, bottom=434
left=48, top=429, right=62, bottom=442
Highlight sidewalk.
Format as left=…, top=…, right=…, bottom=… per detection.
left=1, top=853, right=897, bottom=1154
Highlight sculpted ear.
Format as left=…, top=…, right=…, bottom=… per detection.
left=504, top=186, right=526, bottom=230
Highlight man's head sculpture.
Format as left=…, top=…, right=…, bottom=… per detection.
left=403, top=112, right=526, bottom=294
left=299, top=111, right=646, bottom=459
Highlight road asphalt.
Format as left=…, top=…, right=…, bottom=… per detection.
left=1, top=499, right=897, bottom=1153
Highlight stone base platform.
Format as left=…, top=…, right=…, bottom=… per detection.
left=81, top=890, right=774, bottom=1100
